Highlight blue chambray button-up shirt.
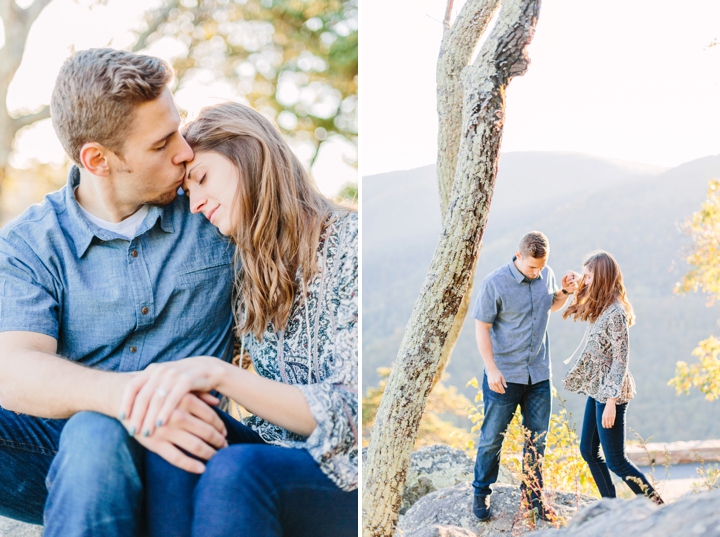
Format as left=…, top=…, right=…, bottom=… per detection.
left=0, top=167, right=235, bottom=371
left=472, top=257, right=559, bottom=385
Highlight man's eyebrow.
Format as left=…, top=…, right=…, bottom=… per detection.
left=151, top=131, right=176, bottom=147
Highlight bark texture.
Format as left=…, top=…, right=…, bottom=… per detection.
left=362, top=1, right=541, bottom=535
left=433, top=0, right=499, bottom=384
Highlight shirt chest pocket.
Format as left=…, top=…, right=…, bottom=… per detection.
left=177, top=260, right=234, bottom=287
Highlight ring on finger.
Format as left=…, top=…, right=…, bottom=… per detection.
left=155, top=388, right=168, bottom=397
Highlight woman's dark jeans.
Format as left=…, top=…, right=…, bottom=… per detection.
left=580, top=397, right=658, bottom=500
left=144, top=409, right=358, bottom=537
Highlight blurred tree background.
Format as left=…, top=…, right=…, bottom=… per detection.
left=0, top=0, right=357, bottom=225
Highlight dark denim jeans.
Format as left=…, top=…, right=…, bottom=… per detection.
left=0, top=407, right=145, bottom=536
left=472, top=373, right=551, bottom=499
left=580, top=397, right=658, bottom=499
left=145, top=409, right=358, bottom=537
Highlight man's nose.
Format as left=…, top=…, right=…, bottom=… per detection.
left=173, top=136, right=194, bottom=165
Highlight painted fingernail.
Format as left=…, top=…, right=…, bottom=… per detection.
left=128, top=426, right=136, bottom=436
left=118, top=411, right=126, bottom=421
left=156, top=419, right=163, bottom=427
left=143, top=429, right=150, bottom=437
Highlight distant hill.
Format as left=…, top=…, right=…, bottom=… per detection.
left=363, top=151, right=720, bottom=442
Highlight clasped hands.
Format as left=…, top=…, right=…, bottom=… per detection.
left=561, top=270, right=581, bottom=294
left=118, top=356, right=228, bottom=474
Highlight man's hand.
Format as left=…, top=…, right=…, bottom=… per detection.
left=486, top=367, right=507, bottom=394
left=602, top=400, right=617, bottom=429
left=133, top=392, right=228, bottom=473
left=561, top=270, right=581, bottom=293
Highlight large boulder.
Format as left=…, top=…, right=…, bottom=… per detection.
left=397, top=482, right=596, bottom=537
left=528, top=486, right=720, bottom=537
left=401, top=444, right=518, bottom=514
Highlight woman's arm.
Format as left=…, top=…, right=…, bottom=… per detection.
left=597, top=307, right=630, bottom=401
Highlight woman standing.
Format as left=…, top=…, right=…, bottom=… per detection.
left=118, top=102, right=357, bottom=536
left=562, top=251, right=662, bottom=504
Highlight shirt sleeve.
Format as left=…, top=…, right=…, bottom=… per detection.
left=472, top=276, right=499, bottom=324
left=296, top=213, right=358, bottom=492
left=598, top=307, right=630, bottom=401
left=0, top=233, right=60, bottom=338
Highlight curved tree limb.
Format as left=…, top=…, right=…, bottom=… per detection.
left=436, top=0, right=500, bottom=217
left=362, top=1, right=541, bottom=535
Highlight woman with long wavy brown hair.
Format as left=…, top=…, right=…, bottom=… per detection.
left=562, top=251, right=662, bottom=504
left=116, top=101, right=357, bottom=536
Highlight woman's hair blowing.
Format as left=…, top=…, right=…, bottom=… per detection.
left=563, top=250, right=635, bottom=326
left=182, top=102, right=342, bottom=338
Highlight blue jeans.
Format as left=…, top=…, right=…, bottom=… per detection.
left=472, top=373, right=551, bottom=499
left=145, top=409, right=358, bottom=537
left=580, top=397, right=658, bottom=499
left=0, top=407, right=145, bottom=536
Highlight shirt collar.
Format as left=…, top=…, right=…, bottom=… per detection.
left=509, top=256, right=544, bottom=284
left=64, top=166, right=175, bottom=257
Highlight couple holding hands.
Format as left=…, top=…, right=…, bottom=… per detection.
left=0, top=48, right=357, bottom=536
left=471, top=231, right=662, bottom=522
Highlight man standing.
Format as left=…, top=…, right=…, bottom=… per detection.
left=0, top=49, right=234, bottom=536
left=471, top=231, right=575, bottom=522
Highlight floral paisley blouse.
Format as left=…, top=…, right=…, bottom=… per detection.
left=240, top=211, right=358, bottom=492
left=562, top=301, right=636, bottom=404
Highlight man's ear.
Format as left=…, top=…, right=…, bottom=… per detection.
left=79, top=142, right=111, bottom=177
left=515, top=250, right=522, bottom=262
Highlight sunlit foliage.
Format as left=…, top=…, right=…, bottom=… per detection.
left=146, top=0, right=358, bottom=164
left=670, top=179, right=720, bottom=400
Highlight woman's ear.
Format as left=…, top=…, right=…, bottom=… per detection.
left=79, top=142, right=110, bottom=177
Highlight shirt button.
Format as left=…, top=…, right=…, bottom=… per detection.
left=130, top=346, right=137, bottom=353
left=141, top=307, right=149, bottom=315
left=131, top=250, right=138, bottom=258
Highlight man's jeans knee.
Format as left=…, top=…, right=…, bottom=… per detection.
left=43, top=411, right=145, bottom=537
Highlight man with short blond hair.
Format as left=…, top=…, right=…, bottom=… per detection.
left=0, top=48, right=234, bottom=536
left=471, top=231, right=575, bottom=522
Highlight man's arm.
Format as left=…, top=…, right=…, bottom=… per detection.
left=475, top=320, right=507, bottom=394
left=550, top=290, right=572, bottom=312
left=550, top=270, right=580, bottom=312
left=0, top=331, right=126, bottom=418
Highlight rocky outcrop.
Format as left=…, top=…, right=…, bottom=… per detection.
left=373, top=444, right=517, bottom=514
left=0, top=517, right=43, bottom=537
left=397, top=482, right=596, bottom=537
left=528, top=486, right=720, bottom=537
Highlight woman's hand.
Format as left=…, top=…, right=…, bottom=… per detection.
left=602, top=399, right=617, bottom=428
left=119, top=356, right=227, bottom=439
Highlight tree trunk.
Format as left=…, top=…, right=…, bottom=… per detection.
left=431, top=0, right=500, bottom=385
left=0, top=0, right=53, bottom=207
left=362, top=1, right=541, bottom=535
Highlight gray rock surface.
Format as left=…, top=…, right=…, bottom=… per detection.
left=528, top=486, right=720, bottom=537
left=399, top=444, right=518, bottom=514
left=397, top=482, right=595, bottom=537
left=0, top=517, right=43, bottom=537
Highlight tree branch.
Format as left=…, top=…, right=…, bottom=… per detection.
left=131, top=0, right=180, bottom=53
left=23, top=0, right=53, bottom=26
left=436, top=0, right=500, bottom=219
left=11, top=106, right=51, bottom=130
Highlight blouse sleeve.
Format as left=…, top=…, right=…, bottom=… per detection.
left=598, top=307, right=630, bottom=401
left=296, top=213, right=358, bottom=491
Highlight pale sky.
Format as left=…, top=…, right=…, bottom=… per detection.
left=360, top=0, right=720, bottom=176
left=4, top=0, right=357, bottom=197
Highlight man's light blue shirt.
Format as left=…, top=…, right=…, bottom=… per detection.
left=472, top=258, right=559, bottom=384
left=0, top=167, right=235, bottom=371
